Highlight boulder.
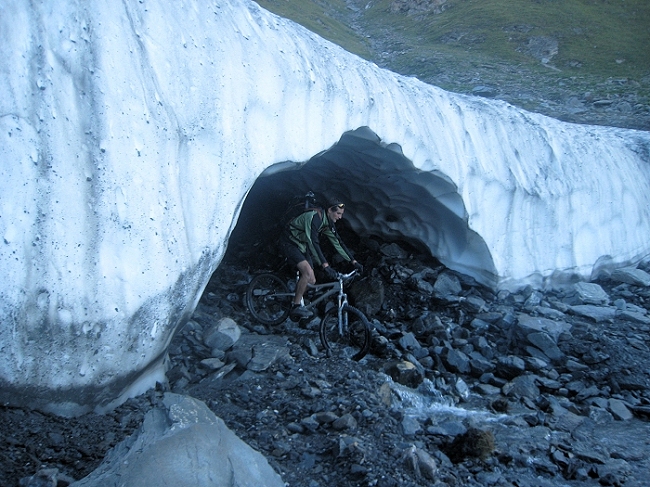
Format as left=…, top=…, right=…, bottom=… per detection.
left=611, top=267, right=650, bottom=287
left=515, top=314, right=572, bottom=342
left=566, top=282, right=610, bottom=305
left=71, top=393, right=285, bottom=487
left=203, top=317, right=241, bottom=351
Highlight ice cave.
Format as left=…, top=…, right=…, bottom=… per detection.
left=230, top=126, right=496, bottom=286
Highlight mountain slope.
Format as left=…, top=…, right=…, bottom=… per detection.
left=254, top=0, right=650, bottom=130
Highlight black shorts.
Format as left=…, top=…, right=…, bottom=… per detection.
left=280, top=237, right=313, bottom=269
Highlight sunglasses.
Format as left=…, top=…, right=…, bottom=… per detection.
left=331, top=203, right=345, bottom=209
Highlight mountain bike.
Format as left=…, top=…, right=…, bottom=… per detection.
left=246, top=269, right=371, bottom=361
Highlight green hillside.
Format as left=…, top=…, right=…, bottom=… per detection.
left=254, top=0, right=650, bottom=128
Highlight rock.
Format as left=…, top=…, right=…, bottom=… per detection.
left=618, top=309, right=650, bottom=325
left=524, top=290, right=543, bottom=308
left=475, top=383, right=501, bottom=395
left=454, top=377, right=470, bottom=400
left=313, top=411, right=338, bottom=425
left=332, top=413, right=358, bottom=431
left=515, top=314, right=572, bottom=342
left=526, top=331, right=565, bottom=364
left=565, top=358, right=589, bottom=372
left=401, top=445, right=438, bottom=480
left=566, top=282, right=610, bottom=305
left=19, top=468, right=75, bottom=487
left=349, top=277, right=385, bottom=316
left=411, top=311, right=442, bottom=337
left=227, top=334, right=290, bottom=372
left=536, top=376, right=562, bottom=392
left=569, top=304, right=617, bottom=322
left=199, top=357, right=225, bottom=370
left=391, top=0, right=448, bottom=16
left=247, top=341, right=288, bottom=372
left=547, top=403, right=585, bottom=432
left=535, top=306, right=567, bottom=320
left=427, top=420, right=467, bottom=437
left=398, top=332, right=422, bottom=352
left=409, top=274, right=435, bottom=294
left=380, top=243, right=408, bottom=259
left=469, top=355, right=495, bottom=376
left=440, top=347, right=471, bottom=374
left=608, top=398, right=633, bottom=421
left=469, top=335, right=493, bottom=357
left=334, top=435, right=366, bottom=459
left=469, top=317, right=491, bottom=332
left=575, top=385, right=600, bottom=402
left=401, top=415, right=422, bottom=435
left=472, top=85, right=498, bottom=97
left=495, top=355, right=526, bottom=380
left=203, top=317, right=241, bottom=351
left=462, top=295, right=486, bottom=313
left=70, top=394, right=284, bottom=487
left=525, top=356, right=550, bottom=371
left=384, top=360, right=424, bottom=388
left=433, top=272, right=462, bottom=297
left=611, top=267, right=650, bottom=286
left=526, top=36, right=558, bottom=63
left=589, top=406, right=614, bottom=424
left=502, top=374, right=540, bottom=400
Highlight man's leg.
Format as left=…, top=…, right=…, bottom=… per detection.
left=294, top=259, right=316, bottom=305
left=281, top=240, right=315, bottom=320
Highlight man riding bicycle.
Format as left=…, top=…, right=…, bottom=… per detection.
left=280, top=199, right=363, bottom=321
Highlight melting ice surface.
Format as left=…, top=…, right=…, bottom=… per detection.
left=0, top=0, right=649, bottom=413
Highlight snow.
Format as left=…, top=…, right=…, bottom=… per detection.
left=0, top=0, right=649, bottom=414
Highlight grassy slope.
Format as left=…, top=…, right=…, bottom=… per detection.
left=255, top=0, right=649, bottom=76
left=252, top=0, right=373, bottom=58
left=254, top=0, right=650, bottom=121
left=371, top=0, right=650, bottom=75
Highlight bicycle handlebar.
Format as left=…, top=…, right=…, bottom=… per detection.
left=337, top=269, right=357, bottom=280
left=302, top=269, right=358, bottom=290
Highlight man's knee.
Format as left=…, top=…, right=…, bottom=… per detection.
left=299, top=268, right=316, bottom=285
left=299, top=267, right=316, bottom=284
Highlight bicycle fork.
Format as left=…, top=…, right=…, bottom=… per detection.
left=336, top=279, right=348, bottom=337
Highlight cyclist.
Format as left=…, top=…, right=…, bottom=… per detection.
left=280, top=200, right=363, bottom=320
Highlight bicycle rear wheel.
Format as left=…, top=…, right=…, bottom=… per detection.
left=246, top=273, right=292, bottom=325
left=319, top=304, right=371, bottom=361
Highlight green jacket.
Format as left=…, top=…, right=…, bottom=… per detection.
left=286, top=210, right=354, bottom=267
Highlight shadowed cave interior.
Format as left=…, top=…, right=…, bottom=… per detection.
left=226, top=127, right=496, bottom=288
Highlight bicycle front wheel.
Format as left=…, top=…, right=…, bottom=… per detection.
left=246, top=273, right=292, bottom=326
left=319, top=304, right=371, bottom=361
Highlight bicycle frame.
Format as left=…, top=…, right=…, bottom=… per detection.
left=301, top=270, right=355, bottom=316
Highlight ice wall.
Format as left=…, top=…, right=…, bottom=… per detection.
left=1, top=0, right=649, bottom=413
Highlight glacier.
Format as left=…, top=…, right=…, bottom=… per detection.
left=1, top=0, right=649, bottom=414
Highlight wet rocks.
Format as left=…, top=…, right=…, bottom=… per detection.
left=104, top=246, right=650, bottom=486
left=4, top=240, right=650, bottom=487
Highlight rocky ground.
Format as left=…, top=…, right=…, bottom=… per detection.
left=3, top=237, right=650, bottom=487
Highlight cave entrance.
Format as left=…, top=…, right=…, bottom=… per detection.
left=224, top=127, right=496, bottom=288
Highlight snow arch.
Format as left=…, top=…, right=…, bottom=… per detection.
left=232, top=127, right=497, bottom=287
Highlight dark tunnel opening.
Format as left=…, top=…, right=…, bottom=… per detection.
left=224, top=127, right=497, bottom=288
